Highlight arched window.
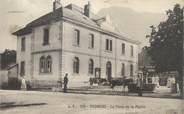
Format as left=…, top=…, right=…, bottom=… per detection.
left=88, top=59, right=94, bottom=74
left=46, top=56, right=52, bottom=73
left=40, top=56, right=45, bottom=73
left=73, top=57, right=79, bottom=73
left=130, top=64, right=133, bottom=77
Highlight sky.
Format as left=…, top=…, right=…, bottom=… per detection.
left=0, top=0, right=183, bottom=52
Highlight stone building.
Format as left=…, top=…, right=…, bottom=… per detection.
left=13, top=0, right=140, bottom=88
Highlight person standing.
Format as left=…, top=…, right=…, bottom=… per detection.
left=136, top=75, right=143, bottom=96
left=21, top=76, right=27, bottom=91
left=63, top=73, right=68, bottom=93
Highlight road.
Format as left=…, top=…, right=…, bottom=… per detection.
left=0, top=90, right=183, bottom=114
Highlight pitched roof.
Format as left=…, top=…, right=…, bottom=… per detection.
left=12, top=5, right=141, bottom=44
left=13, top=7, right=99, bottom=36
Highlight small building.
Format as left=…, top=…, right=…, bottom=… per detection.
left=12, top=0, right=140, bottom=88
left=7, top=64, right=18, bottom=79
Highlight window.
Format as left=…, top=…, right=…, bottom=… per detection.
left=40, top=56, right=45, bottom=73
left=110, top=40, right=112, bottom=51
left=89, top=34, right=94, bottom=48
left=43, top=28, right=49, bottom=45
left=122, top=43, right=125, bottom=55
left=21, top=37, right=25, bottom=51
left=105, top=39, right=112, bottom=51
left=20, top=61, right=25, bottom=76
left=106, top=61, right=112, bottom=81
left=73, top=57, right=79, bottom=73
left=88, top=59, right=94, bottom=74
left=46, top=56, right=52, bottom=73
left=73, top=29, right=80, bottom=46
left=130, top=64, right=133, bottom=77
left=130, top=45, right=134, bottom=56
left=121, top=63, right=125, bottom=76
left=106, top=39, right=109, bottom=50
left=39, top=55, right=52, bottom=73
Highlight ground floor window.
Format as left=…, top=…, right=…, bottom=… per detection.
left=130, top=64, right=133, bottom=76
left=121, top=63, right=125, bottom=76
left=46, top=56, right=52, bottom=73
left=106, top=61, right=112, bottom=81
left=88, top=59, right=94, bottom=74
left=40, top=56, right=45, bottom=73
left=20, top=61, right=25, bottom=76
left=73, top=57, right=79, bottom=73
left=39, top=55, right=52, bottom=73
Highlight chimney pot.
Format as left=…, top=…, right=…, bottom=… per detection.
left=53, top=0, right=62, bottom=12
left=84, top=2, right=91, bottom=18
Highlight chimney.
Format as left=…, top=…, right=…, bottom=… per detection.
left=84, top=2, right=91, bottom=18
left=53, top=0, right=62, bottom=12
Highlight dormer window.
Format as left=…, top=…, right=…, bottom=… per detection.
left=43, top=28, right=49, bottom=45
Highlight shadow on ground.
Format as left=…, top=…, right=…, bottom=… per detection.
left=0, top=102, right=47, bottom=110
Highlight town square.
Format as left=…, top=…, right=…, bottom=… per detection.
left=0, top=0, right=184, bottom=114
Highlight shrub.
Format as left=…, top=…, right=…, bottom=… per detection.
left=1, top=82, right=8, bottom=89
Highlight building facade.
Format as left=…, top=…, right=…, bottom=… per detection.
left=13, top=1, right=140, bottom=88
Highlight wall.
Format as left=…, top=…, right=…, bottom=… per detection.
left=8, top=65, right=18, bottom=78
left=16, top=18, right=139, bottom=87
left=17, top=34, right=32, bottom=80
left=32, top=52, right=60, bottom=81
left=62, top=21, right=139, bottom=86
left=33, top=21, right=61, bottom=52
left=0, top=70, right=8, bottom=88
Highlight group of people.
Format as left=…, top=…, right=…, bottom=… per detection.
left=63, top=74, right=143, bottom=96
left=20, top=73, right=143, bottom=96
left=62, top=73, right=143, bottom=96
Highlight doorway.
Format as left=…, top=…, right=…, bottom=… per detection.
left=106, top=61, right=112, bottom=81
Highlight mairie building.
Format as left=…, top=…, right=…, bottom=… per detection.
left=13, top=0, right=140, bottom=88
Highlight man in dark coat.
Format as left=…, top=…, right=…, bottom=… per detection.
left=64, top=73, right=68, bottom=93
left=136, top=75, right=143, bottom=96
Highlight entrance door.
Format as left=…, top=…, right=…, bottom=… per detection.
left=106, top=61, right=112, bottom=81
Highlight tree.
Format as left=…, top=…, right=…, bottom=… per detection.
left=1, top=49, right=16, bottom=69
left=146, top=4, right=183, bottom=94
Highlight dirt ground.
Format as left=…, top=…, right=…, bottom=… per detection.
left=0, top=90, right=183, bottom=114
